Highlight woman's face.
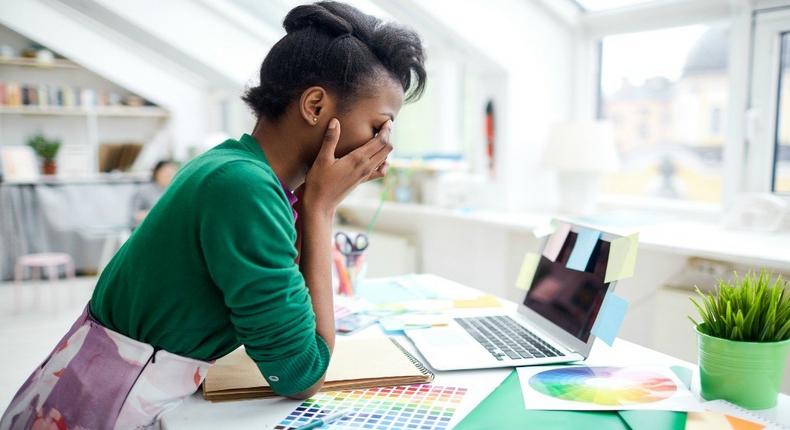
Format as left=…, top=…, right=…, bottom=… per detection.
left=332, top=76, right=404, bottom=158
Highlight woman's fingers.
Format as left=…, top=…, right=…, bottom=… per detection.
left=366, top=140, right=393, bottom=171
left=349, top=120, right=393, bottom=160
left=318, top=118, right=341, bottom=161
left=365, top=162, right=388, bottom=182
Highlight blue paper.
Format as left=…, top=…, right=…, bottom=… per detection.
left=566, top=228, right=601, bottom=271
left=356, top=277, right=437, bottom=304
left=590, top=293, right=628, bottom=346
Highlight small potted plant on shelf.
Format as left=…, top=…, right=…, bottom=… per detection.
left=689, top=271, right=790, bottom=409
left=26, top=132, right=62, bottom=175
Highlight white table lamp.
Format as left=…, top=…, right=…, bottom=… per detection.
left=542, top=121, right=619, bottom=214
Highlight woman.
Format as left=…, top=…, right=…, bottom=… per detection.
left=129, top=160, right=179, bottom=228
left=1, top=2, right=426, bottom=428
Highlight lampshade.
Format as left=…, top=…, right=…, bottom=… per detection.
left=542, top=121, right=620, bottom=172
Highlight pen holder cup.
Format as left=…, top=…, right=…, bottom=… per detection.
left=333, top=249, right=367, bottom=297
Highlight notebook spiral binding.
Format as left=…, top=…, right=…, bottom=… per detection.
left=704, top=399, right=787, bottom=430
left=389, top=337, right=435, bottom=382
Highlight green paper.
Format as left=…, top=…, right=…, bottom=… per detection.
left=454, top=371, right=628, bottom=430
left=455, top=365, right=693, bottom=430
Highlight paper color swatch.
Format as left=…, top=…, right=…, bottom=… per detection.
left=275, top=384, right=467, bottom=430
left=516, top=365, right=703, bottom=412
left=604, top=233, right=639, bottom=283
left=566, top=228, right=601, bottom=272
left=590, top=292, right=628, bottom=346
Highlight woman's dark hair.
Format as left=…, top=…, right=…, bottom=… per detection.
left=151, top=160, right=174, bottom=179
left=243, top=1, right=426, bottom=120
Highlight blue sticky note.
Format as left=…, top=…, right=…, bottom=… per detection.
left=591, top=292, right=628, bottom=346
left=566, top=228, right=601, bottom=271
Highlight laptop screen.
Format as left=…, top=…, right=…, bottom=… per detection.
left=523, top=230, right=611, bottom=343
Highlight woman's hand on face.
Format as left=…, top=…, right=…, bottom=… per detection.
left=303, top=118, right=393, bottom=216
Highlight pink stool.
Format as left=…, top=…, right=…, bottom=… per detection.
left=15, top=253, right=76, bottom=283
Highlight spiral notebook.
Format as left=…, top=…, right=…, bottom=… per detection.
left=203, top=337, right=434, bottom=401
left=699, top=400, right=784, bottom=429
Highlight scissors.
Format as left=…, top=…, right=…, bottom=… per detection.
left=334, top=231, right=369, bottom=266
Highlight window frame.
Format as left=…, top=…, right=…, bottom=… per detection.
left=749, top=7, right=790, bottom=196
left=574, top=0, right=782, bottom=212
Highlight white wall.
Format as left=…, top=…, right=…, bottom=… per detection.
left=411, top=0, right=576, bottom=212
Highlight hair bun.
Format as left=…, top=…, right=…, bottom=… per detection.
left=283, top=4, right=353, bottom=37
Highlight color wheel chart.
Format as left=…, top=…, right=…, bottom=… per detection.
left=274, top=384, right=466, bottom=430
left=528, top=366, right=677, bottom=406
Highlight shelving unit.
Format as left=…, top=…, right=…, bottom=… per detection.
left=0, top=25, right=171, bottom=180
left=0, top=105, right=169, bottom=117
left=0, top=56, right=80, bottom=69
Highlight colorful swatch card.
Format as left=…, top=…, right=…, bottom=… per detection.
left=515, top=253, right=541, bottom=290
left=542, top=222, right=571, bottom=262
left=590, top=292, right=629, bottom=346
left=566, top=228, right=601, bottom=271
left=516, top=365, right=703, bottom=412
left=275, top=384, right=467, bottom=430
left=604, top=233, right=639, bottom=283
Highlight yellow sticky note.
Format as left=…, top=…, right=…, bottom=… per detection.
left=515, top=253, right=540, bottom=290
left=604, top=233, right=639, bottom=283
left=453, top=295, right=501, bottom=309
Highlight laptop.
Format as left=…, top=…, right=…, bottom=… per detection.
left=405, top=223, right=623, bottom=371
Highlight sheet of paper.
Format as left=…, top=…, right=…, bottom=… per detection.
left=604, top=233, right=639, bottom=283
left=515, top=253, right=541, bottom=290
left=591, top=292, right=628, bottom=346
left=453, top=295, right=502, bottom=308
left=566, top=228, right=601, bottom=271
left=516, top=365, right=704, bottom=412
left=686, top=411, right=764, bottom=430
left=356, top=277, right=438, bottom=304
left=542, top=222, right=571, bottom=262
left=702, top=400, right=774, bottom=429
left=379, top=314, right=449, bottom=332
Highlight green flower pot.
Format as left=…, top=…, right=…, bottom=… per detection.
left=697, top=326, right=790, bottom=409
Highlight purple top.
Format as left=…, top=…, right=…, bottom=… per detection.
left=279, top=180, right=298, bottom=223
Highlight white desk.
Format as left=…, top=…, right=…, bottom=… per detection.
left=162, top=282, right=790, bottom=429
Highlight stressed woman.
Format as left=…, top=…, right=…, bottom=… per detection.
left=0, top=2, right=426, bottom=429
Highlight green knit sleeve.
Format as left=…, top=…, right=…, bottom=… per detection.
left=199, top=161, right=330, bottom=396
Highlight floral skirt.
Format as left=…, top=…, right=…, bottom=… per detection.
left=1, top=305, right=212, bottom=430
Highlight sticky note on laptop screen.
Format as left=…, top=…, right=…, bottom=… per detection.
left=523, top=229, right=612, bottom=343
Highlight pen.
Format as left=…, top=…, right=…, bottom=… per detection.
left=293, top=409, right=353, bottom=430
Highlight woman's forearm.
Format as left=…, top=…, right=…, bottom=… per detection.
left=299, top=208, right=336, bottom=351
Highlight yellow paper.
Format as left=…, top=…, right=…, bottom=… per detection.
left=453, top=295, right=501, bottom=308
left=515, top=252, right=540, bottom=290
left=604, top=233, right=639, bottom=283
left=685, top=411, right=734, bottom=430
left=685, top=411, right=764, bottom=430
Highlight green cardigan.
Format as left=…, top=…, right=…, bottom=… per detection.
left=90, top=134, right=329, bottom=396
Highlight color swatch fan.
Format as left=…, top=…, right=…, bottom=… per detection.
left=517, top=365, right=703, bottom=412
left=275, top=384, right=466, bottom=430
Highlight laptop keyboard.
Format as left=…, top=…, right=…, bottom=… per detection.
left=455, top=316, right=564, bottom=361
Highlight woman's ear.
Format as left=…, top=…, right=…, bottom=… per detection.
left=299, top=86, right=328, bottom=127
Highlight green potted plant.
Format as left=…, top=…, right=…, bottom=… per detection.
left=689, top=271, right=790, bottom=409
left=26, top=132, right=62, bottom=175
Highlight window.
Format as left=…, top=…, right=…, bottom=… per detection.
left=774, top=32, right=790, bottom=194
left=598, top=24, right=729, bottom=203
